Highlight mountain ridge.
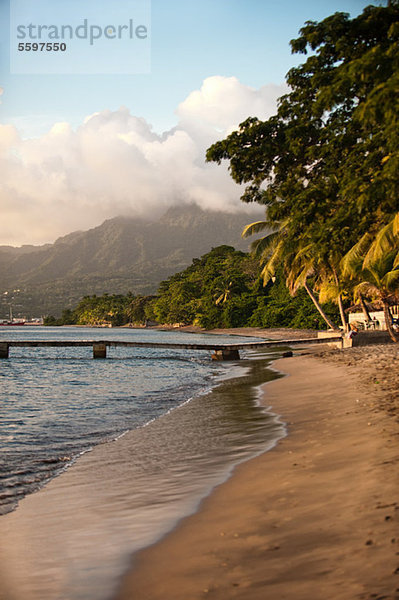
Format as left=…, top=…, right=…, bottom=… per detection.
left=0, top=205, right=262, bottom=318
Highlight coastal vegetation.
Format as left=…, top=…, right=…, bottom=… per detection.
left=207, top=3, right=399, bottom=337
left=0, top=207, right=251, bottom=319
left=342, top=214, right=399, bottom=342
left=46, top=5, right=399, bottom=334
left=44, top=245, right=339, bottom=329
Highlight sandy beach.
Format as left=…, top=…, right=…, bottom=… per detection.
left=115, top=344, right=399, bottom=600
left=1, top=331, right=399, bottom=600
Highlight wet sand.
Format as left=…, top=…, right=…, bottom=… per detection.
left=115, top=345, right=399, bottom=600
left=0, top=345, right=284, bottom=600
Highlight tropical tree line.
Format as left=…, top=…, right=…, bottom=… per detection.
left=44, top=245, right=340, bottom=329
left=44, top=293, right=155, bottom=328
left=46, top=5, right=399, bottom=335
left=206, top=3, right=399, bottom=341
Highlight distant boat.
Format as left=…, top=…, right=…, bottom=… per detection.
left=0, top=307, right=26, bottom=326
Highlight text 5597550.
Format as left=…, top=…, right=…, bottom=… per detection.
left=18, top=43, right=67, bottom=51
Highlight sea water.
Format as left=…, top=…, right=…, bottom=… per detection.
left=0, top=327, right=286, bottom=600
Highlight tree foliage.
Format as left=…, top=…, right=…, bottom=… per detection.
left=342, top=213, right=399, bottom=341
left=206, top=4, right=399, bottom=330
left=44, top=246, right=339, bottom=329
left=148, top=245, right=339, bottom=329
left=44, top=294, right=132, bottom=327
left=149, top=246, right=261, bottom=328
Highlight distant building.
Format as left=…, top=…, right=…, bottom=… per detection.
left=347, top=298, right=399, bottom=330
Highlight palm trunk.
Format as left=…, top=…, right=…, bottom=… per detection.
left=359, top=293, right=371, bottom=322
left=337, top=294, right=347, bottom=331
left=303, top=281, right=338, bottom=330
left=332, top=267, right=348, bottom=331
left=382, top=300, right=398, bottom=342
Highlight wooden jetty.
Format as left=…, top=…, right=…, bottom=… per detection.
left=0, top=336, right=342, bottom=361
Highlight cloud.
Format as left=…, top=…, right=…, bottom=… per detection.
left=0, top=76, right=286, bottom=245
left=178, top=76, right=284, bottom=133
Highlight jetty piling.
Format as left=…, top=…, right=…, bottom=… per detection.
left=0, top=343, right=9, bottom=359
left=211, top=348, right=241, bottom=361
left=93, top=342, right=107, bottom=359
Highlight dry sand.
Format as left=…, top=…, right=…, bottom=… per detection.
left=115, top=345, right=399, bottom=600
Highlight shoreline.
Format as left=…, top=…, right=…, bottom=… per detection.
left=114, top=347, right=399, bottom=600
left=2, top=331, right=398, bottom=599
left=0, top=341, right=286, bottom=600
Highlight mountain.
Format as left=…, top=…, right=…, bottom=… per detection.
left=0, top=205, right=260, bottom=318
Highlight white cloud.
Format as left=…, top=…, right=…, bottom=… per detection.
left=177, top=75, right=284, bottom=134
left=0, top=77, right=285, bottom=246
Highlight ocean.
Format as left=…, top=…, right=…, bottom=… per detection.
left=0, top=326, right=286, bottom=600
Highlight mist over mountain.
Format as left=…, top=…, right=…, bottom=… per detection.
left=0, top=205, right=260, bottom=318
left=0, top=78, right=283, bottom=246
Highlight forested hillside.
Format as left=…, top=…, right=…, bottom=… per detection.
left=47, top=246, right=339, bottom=329
left=0, top=206, right=257, bottom=318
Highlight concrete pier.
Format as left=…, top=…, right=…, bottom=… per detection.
left=0, top=336, right=343, bottom=361
left=342, top=330, right=393, bottom=348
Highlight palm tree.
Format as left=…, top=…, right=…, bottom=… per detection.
left=215, top=281, right=233, bottom=305
left=242, top=220, right=339, bottom=330
left=341, top=214, right=399, bottom=342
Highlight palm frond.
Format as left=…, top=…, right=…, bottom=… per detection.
left=241, top=221, right=269, bottom=239
left=353, top=281, right=380, bottom=300
left=365, top=265, right=383, bottom=289
left=381, top=267, right=399, bottom=292
left=260, top=263, right=276, bottom=286
left=289, top=272, right=308, bottom=295
left=318, top=281, right=341, bottom=303
left=250, top=231, right=279, bottom=256
left=294, top=243, right=314, bottom=261
left=215, top=293, right=225, bottom=306
left=262, top=238, right=286, bottom=266
left=364, top=220, right=399, bottom=266
left=341, top=232, right=372, bottom=278
left=286, top=260, right=314, bottom=294
left=259, top=239, right=286, bottom=285
left=393, top=213, right=399, bottom=236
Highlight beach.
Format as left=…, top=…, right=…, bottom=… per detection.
left=0, top=327, right=285, bottom=600
left=1, top=332, right=399, bottom=600
left=115, top=344, right=399, bottom=600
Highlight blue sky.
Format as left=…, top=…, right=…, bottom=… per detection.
left=0, top=0, right=378, bottom=245
left=1, top=0, right=373, bottom=136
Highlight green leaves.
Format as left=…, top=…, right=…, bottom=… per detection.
left=207, top=4, right=399, bottom=331
left=342, top=213, right=399, bottom=304
left=241, top=220, right=270, bottom=239
left=148, top=246, right=262, bottom=328
left=207, top=4, right=399, bottom=225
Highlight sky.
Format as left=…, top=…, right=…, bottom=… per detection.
left=0, top=0, right=375, bottom=246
